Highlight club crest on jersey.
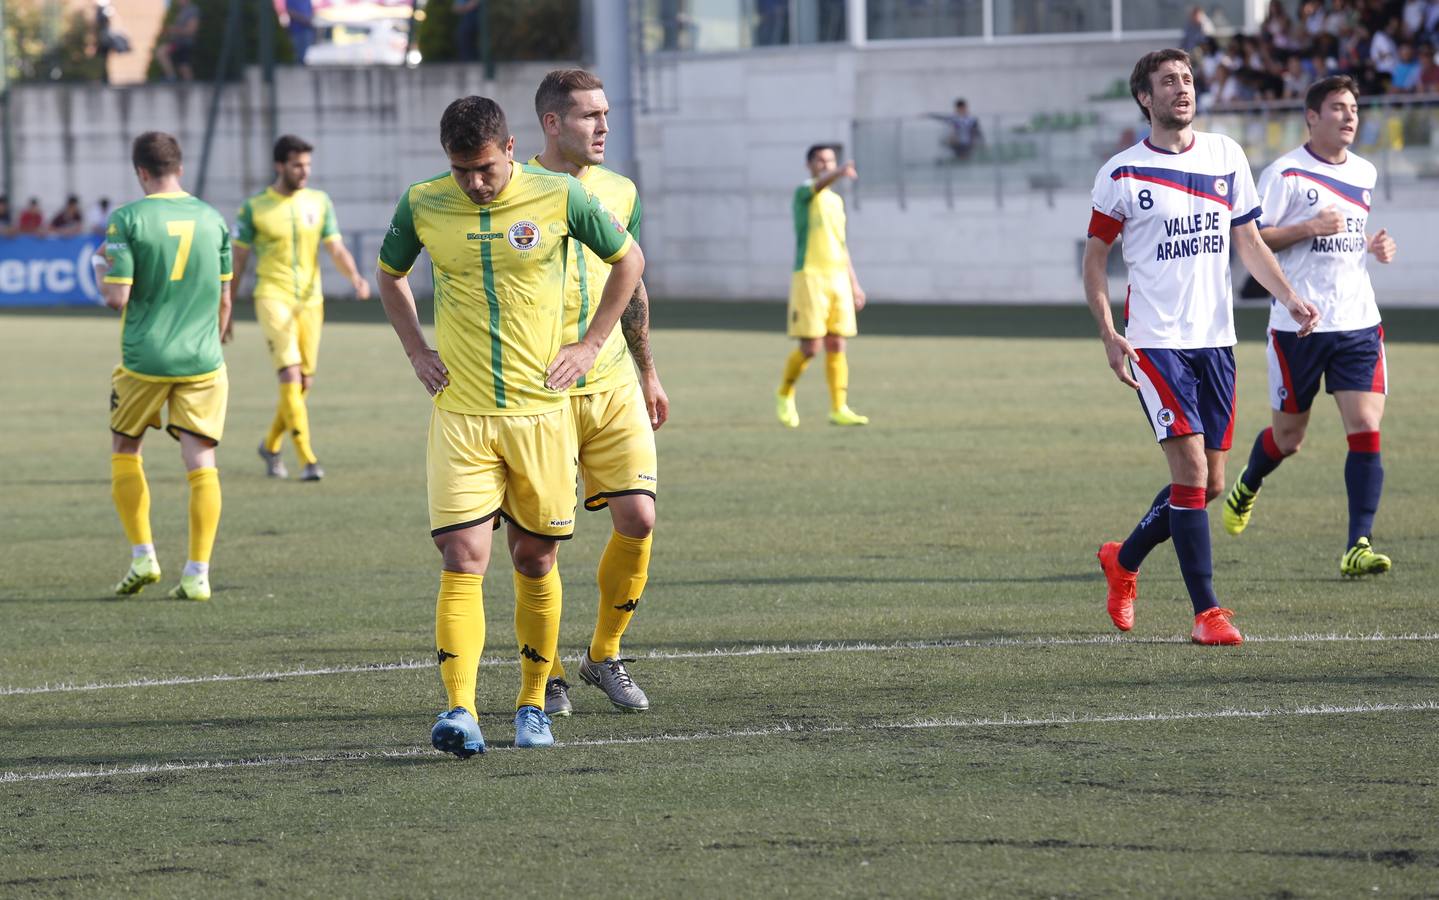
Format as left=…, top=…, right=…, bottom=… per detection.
left=508, top=220, right=540, bottom=251
left=1157, top=408, right=1176, bottom=427
left=1362, top=189, right=1372, bottom=206
left=304, top=207, right=319, bottom=227
left=1213, top=178, right=1229, bottom=197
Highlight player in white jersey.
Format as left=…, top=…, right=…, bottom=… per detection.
left=1221, top=76, right=1398, bottom=577
left=1082, top=49, right=1319, bottom=645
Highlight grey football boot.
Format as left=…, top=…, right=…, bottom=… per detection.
left=578, top=655, right=649, bottom=712
left=301, top=462, right=325, bottom=482
left=545, top=677, right=573, bottom=717
left=258, top=442, right=288, bottom=479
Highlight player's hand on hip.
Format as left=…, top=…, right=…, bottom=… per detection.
left=546, top=341, right=597, bottom=392
left=640, top=370, right=670, bottom=430
left=1309, top=205, right=1345, bottom=237
left=1368, top=228, right=1396, bottom=263
left=353, top=277, right=372, bottom=301
left=1103, top=333, right=1141, bottom=389
left=1286, top=297, right=1322, bottom=337
left=852, top=284, right=867, bottom=311
left=408, top=346, right=449, bottom=396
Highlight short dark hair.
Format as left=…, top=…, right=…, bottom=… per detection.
left=273, top=134, right=314, bottom=163
left=805, top=143, right=840, bottom=163
left=535, top=68, right=604, bottom=123
left=440, top=96, right=509, bottom=156
left=954, top=98, right=968, bottom=107
left=1305, top=75, right=1359, bottom=114
left=132, top=131, right=183, bottom=177
left=1129, top=49, right=1193, bottom=123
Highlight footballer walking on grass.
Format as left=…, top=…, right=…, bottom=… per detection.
left=232, top=134, right=371, bottom=483
left=1082, top=49, right=1319, bottom=645
left=99, top=132, right=234, bottom=603
left=376, top=97, right=644, bottom=755
left=1222, top=75, right=1397, bottom=578
left=528, top=68, right=669, bottom=718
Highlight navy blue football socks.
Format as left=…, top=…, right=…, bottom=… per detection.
left=1345, top=431, right=1383, bottom=547
left=1169, top=484, right=1218, bottom=615
left=1241, top=427, right=1288, bottom=492
left=1118, top=485, right=1172, bottom=573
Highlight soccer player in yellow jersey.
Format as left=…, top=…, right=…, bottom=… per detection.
left=777, top=144, right=869, bottom=427
left=97, top=132, right=233, bottom=602
left=528, top=68, right=669, bottom=717
left=231, top=134, right=370, bottom=482
left=376, top=96, right=644, bottom=755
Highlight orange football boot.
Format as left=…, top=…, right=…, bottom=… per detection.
left=1191, top=607, right=1243, bottom=645
left=1097, top=541, right=1137, bottom=632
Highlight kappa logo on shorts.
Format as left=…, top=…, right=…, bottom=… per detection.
left=1157, top=408, right=1176, bottom=427
left=109, top=388, right=119, bottom=411
left=507, top=221, right=540, bottom=251
left=637, top=473, right=656, bottom=483
left=549, top=518, right=573, bottom=528
left=1214, top=177, right=1229, bottom=197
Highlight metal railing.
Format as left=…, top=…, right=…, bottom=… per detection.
left=852, top=98, right=1439, bottom=209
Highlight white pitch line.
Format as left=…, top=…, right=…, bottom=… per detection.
left=4, top=700, right=1436, bottom=784
left=3, top=631, right=1438, bottom=697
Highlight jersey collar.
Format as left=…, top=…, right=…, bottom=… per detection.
left=1302, top=142, right=1347, bottom=166
left=145, top=191, right=190, bottom=199
left=1142, top=135, right=1196, bottom=155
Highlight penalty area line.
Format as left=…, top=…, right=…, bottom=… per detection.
left=4, top=700, right=1436, bottom=784
left=4, top=631, right=1438, bottom=697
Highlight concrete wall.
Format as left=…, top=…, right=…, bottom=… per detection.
left=6, top=43, right=1437, bottom=305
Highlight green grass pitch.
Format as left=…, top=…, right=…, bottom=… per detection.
left=1, top=302, right=1437, bottom=897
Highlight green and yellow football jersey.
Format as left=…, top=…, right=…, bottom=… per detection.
left=792, top=179, right=848, bottom=274
left=378, top=161, right=634, bottom=416
left=234, top=187, right=339, bottom=306
left=527, top=157, right=642, bottom=395
left=103, top=191, right=233, bottom=381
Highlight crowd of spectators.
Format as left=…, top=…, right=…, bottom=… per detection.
left=1182, top=0, right=1439, bottom=107
left=0, top=195, right=111, bottom=238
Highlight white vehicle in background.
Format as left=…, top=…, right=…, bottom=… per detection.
left=303, top=8, right=420, bottom=67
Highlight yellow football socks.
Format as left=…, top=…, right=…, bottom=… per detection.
left=263, top=407, right=286, bottom=455
left=779, top=349, right=811, bottom=397
left=591, top=530, right=652, bottom=662
left=826, top=351, right=849, bottom=413
left=278, top=382, right=318, bottom=465
left=436, top=570, right=485, bottom=717
left=110, top=453, right=153, bottom=547
left=514, top=567, right=562, bottom=710
left=185, top=467, right=222, bottom=564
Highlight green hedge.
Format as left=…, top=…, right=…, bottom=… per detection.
left=417, top=0, right=580, bottom=64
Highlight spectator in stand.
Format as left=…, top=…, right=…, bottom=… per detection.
left=1420, top=44, right=1439, bottom=90
left=1283, top=55, right=1311, bottom=97
left=156, top=0, right=200, bottom=82
left=1326, top=0, right=1358, bottom=35
left=1301, top=0, right=1327, bottom=38
left=50, top=196, right=85, bottom=236
left=1371, top=17, right=1401, bottom=71
left=929, top=99, right=984, bottom=162
left=0, top=195, right=11, bottom=236
left=455, top=0, right=482, bottom=62
left=1404, top=0, right=1428, bottom=34
left=1201, top=64, right=1242, bottom=108
left=88, top=197, right=112, bottom=235
left=17, top=198, right=45, bottom=234
left=1390, top=41, right=1423, bottom=88
left=1425, top=1, right=1439, bottom=38
left=1263, top=0, right=1297, bottom=50
left=1181, top=5, right=1215, bottom=51
left=287, top=0, right=316, bottom=64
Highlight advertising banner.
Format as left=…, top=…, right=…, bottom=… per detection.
left=0, top=236, right=106, bottom=307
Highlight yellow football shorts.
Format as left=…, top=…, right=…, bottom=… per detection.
left=427, top=405, right=579, bottom=540
left=109, top=365, right=229, bottom=444
left=787, top=268, right=857, bottom=339
left=573, top=382, right=658, bottom=512
left=255, top=295, right=323, bottom=375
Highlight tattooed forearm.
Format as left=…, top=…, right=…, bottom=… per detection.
left=620, top=279, right=655, bottom=372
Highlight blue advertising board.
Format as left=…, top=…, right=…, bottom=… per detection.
left=0, top=236, right=107, bottom=307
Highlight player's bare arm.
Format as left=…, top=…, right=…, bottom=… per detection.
left=812, top=160, right=857, bottom=194
left=620, top=278, right=670, bottom=429
left=1232, top=221, right=1320, bottom=335
left=325, top=236, right=372, bottom=300
left=847, top=256, right=866, bottom=310
left=1081, top=235, right=1139, bottom=389
left=230, top=242, right=251, bottom=294
left=99, top=279, right=131, bottom=313
left=547, top=244, right=646, bottom=391
left=1368, top=227, right=1396, bottom=263
left=218, top=281, right=233, bottom=342
left=1259, top=205, right=1345, bottom=252
left=377, top=268, right=449, bottom=396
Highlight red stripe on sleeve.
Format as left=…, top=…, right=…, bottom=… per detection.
left=1088, top=209, right=1123, bottom=244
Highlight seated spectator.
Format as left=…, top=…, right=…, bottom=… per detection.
left=1391, top=41, right=1422, bottom=90
left=87, top=197, right=112, bottom=235
left=1181, top=5, right=1214, bottom=52
left=929, top=99, right=984, bottom=161
left=16, top=198, right=45, bottom=234
left=1263, top=0, right=1296, bottom=50
left=1371, top=18, right=1401, bottom=72
left=1420, top=44, right=1439, bottom=91
left=1201, top=64, right=1242, bottom=107
left=156, top=0, right=200, bottom=82
left=50, top=196, right=85, bottom=236
left=0, top=194, right=11, bottom=235
left=1301, top=0, right=1326, bottom=38
left=1283, top=55, right=1310, bottom=98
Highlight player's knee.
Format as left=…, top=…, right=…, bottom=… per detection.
left=824, top=335, right=845, bottom=354
left=1205, top=483, right=1224, bottom=504
left=300, top=374, right=314, bottom=392
left=1274, top=431, right=1304, bottom=456
left=798, top=340, right=820, bottom=358
left=512, top=551, right=556, bottom=579
left=613, top=504, right=655, bottom=539
left=435, top=534, right=488, bottom=574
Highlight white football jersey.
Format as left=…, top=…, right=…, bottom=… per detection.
left=1089, top=132, right=1262, bottom=349
left=1257, top=145, right=1380, bottom=333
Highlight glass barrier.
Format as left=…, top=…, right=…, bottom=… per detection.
left=851, top=101, right=1439, bottom=208
left=635, top=0, right=846, bottom=53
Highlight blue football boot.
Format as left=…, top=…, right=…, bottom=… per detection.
left=430, top=706, right=485, bottom=758
left=514, top=705, right=555, bottom=749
